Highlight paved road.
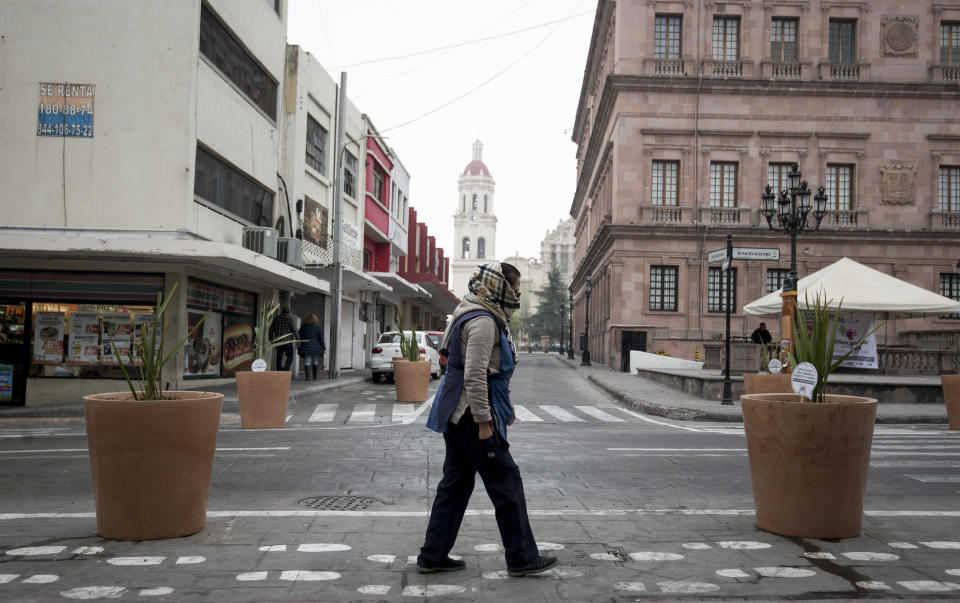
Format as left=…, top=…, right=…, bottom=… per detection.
left=1, top=355, right=959, bottom=600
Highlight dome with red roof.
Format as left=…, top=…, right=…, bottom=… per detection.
left=461, top=140, right=492, bottom=178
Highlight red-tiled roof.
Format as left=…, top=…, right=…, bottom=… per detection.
left=462, top=159, right=491, bottom=177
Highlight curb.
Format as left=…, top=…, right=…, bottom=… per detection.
left=588, top=375, right=744, bottom=423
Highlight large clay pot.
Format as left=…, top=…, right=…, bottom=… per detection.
left=237, top=371, right=292, bottom=429
left=394, top=360, right=430, bottom=402
left=741, top=393, right=878, bottom=539
left=83, top=391, right=223, bottom=540
left=743, top=373, right=793, bottom=395
left=942, top=375, right=960, bottom=430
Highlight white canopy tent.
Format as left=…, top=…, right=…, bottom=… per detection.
left=743, top=257, right=960, bottom=317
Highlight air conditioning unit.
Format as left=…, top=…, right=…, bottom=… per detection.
left=242, top=226, right=278, bottom=258
left=277, top=237, right=303, bottom=268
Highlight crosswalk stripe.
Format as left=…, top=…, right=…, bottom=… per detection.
left=575, top=406, right=625, bottom=422
left=540, top=405, right=584, bottom=422
left=347, top=404, right=376, bottom=423
left=904, top=475, right=960, bottom=482
left=392, top=404, right=420, bottom=424
left=308, top=404, right=337, bottom=423
left=512, top=405, right=542, bottom=422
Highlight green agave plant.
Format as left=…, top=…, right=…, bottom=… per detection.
left=395, top=310, right=420, bottom=362
left=788, top=292, right=884, bottom=403
left=109, top=282, right=208, bottom=401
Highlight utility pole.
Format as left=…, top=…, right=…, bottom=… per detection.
left=328, top=72, right=347, bottom=379
left=721, top=232, right=733, bottom=405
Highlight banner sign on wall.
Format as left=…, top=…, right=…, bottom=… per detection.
left=100, top=313, right=132, bottom=365
left=33, top=313, right=65, bottom=364
left=303, top=197, right=329, bottom=249
left=38, top=82, right=95, bottom=138
left=68, top=312, right=100, bottom=364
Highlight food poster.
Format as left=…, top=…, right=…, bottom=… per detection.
left=100, top=313, right=132, bottom=365
left=33, top=313, right=66, bottom=364
left=68, top=312, right=100, bottom=364
left=184, top=310, right=222, bottom=377
left=221, top=315, right=254, bottom=376
left=0, top=364, right=13, bottom=401
left=132, top=313, right=159, bottom=365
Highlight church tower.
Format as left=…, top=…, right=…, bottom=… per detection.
left=451, top=140, right=497, bottom=297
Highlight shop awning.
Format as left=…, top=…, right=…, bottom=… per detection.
left=367, top=272, right=428, bottom=297
left=309, top=265, right=392, bottom=294
left=416, top=280, right=460, bottom=315
left=0, top=232, right=330, bottom=295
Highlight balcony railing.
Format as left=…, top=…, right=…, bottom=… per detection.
left=643, top=58, right=694, bottom=77
left=705, top=59, right=749, bottom=78
left=819, top=61, right=869, bottom=81
left=930, top=63, right=960, bottom=82
left=929, top=210, right=960, bottom=230
left=761, top=60, right=805, bottom=79
left=700, top=206, right=751, bottom=225
left=822, top=209, right=864, bottom=227
left=639, top=205, right=691, bottom=224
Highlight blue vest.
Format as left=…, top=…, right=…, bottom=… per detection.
left=426, top=310, right=515, bottom=442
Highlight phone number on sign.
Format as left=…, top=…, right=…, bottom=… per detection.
left=37, top=123, right=92, bottom=136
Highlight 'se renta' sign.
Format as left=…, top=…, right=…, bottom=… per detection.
left=38, top=82, right=94, bottom=138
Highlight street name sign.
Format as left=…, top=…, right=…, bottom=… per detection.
left=707, top=247, right=780, bottom=263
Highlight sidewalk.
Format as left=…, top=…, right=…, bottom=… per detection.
left=0, top=369, right=371, bottom=419
left=548, top=353, right=949, bottom=424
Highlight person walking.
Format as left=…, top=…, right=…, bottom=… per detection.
left=417, top=262, right=558, bottom=577
left=269, top=307, right=298, bottom=371
left=297, top=314, right=326, bottom=381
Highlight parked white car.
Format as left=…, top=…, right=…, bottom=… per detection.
left=371, top=331, right=441, bottom=383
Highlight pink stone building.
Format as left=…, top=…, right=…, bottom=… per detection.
left=570, top=0, right=960, bottom=372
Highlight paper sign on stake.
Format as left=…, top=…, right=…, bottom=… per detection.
left=791, top=362, right=818, bottom=399
left=251, top=359, right=267, bottom=372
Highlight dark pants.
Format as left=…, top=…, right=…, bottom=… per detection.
left=275, top=344, right=294, bottom=371
left=420, top=409, right=539, bottom=569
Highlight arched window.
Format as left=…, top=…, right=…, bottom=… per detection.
left=484, top=195, right=488, bottom=213
left=462, top=194, right=466, bottom=212
left=462, top=237, right=470, bottom=259
left=477, top=237, right=486, bottom=259
left=472, top=194, right=478, bottom=210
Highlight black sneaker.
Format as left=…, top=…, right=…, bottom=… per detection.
left=416, top=555, right=466, bottom=574
left=507, top=555, right=559, bottom=577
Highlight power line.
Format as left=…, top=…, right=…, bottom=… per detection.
left=381, top=1, right=589, bottom=134
left=339, top=9, right=594, bottom=69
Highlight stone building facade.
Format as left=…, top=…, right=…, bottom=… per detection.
left=502, top=218, right=577, bottom=315
left=570, top=0, right=960, bottom=372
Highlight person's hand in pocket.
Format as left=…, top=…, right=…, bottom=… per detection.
left=508, top=403, right=516, bottom=426
left=478, top=421, right=494, bottom=440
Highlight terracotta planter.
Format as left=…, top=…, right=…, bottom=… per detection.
left=83, top=391, right=223, bottom=540
left=743, top=373, right=793, bottom=395
left=941, top=375, right=960, bottom=430
left=742, top=393, right=878, bottom=539
left=237, top=371, right=291, bottom=429
left=394, top=360, right=430, bottom=402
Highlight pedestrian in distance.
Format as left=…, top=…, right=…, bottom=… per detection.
left=269, top=306, right=298, bottom=372
left=297, top=313, right=326, bottom=381
left=417, top=261, right=559, bottom=577
left=750, top=322, right=772, bottom=345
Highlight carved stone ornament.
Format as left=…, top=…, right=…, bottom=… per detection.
left=880, top=163, right=916, bottom=205
left=881, top=17, right=919, bottom=57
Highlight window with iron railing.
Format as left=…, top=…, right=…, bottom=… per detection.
left=713, top=16, right=740, bottom=60
left=372, top=164, right=386, bottom=205
left=652, top=160, right=679, bottom=206
left=943, top=22, right=960, bottom=66
left=771, top=18, right=798, bottom=62
left=305, top=115, right=328, bottom=176
left=826, top=164, right=854, bottom=210
left=655, top=14, right=683, bottom=59
left=709, top=162, right=738, bottom=208
left=829, top=19, right=856, bottom=65
left=708, top=267, right=737, bottom=313
left=650, top=266, right=678, bottom=311
left=940, top=166, right=960, bottom=211
left=767, top=268, right=791, bottom=293
left=940, top=273, right=960, bottom=319
left=343, top=152, right=357, bottom=198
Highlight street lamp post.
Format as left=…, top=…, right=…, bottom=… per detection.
left=760, top=163, right=828, bottom=370
left=567, top=292, right=575, bottom=360
left=581, top=274, right=592, bottom=367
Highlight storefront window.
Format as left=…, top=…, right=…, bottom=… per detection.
left=31, top=302, right=157, bottom=379
left=184, top=279, right=257, bottom=379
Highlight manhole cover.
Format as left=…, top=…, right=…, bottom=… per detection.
left=297, top=495, right=383, bottom=511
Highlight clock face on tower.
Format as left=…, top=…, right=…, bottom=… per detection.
left=469, top=213, right=477, bottom=222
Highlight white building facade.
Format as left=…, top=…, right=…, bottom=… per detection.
left=0, top=0, right=329, bottom=405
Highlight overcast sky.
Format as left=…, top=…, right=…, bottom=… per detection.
left=286, top=0, right=595, bottom=260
